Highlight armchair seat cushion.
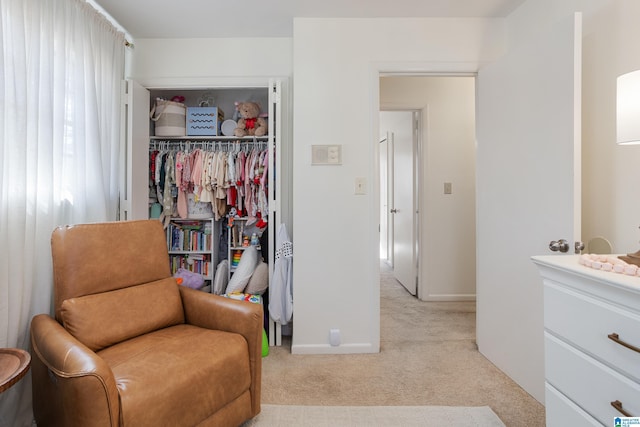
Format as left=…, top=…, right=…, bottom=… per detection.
left=98, top=324, right=251, bottom=426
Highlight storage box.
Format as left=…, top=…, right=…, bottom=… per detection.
left=151, top=100, right=186, bottom=136
left=187, top=107, right=219, bottom=136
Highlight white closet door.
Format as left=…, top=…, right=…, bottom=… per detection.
left=268, top=80, right=282, bottom=282
left=121, top=79, right=150, bottom=221
left=268, top=78, right=284, bottom=346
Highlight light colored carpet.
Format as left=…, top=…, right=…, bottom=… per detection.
left=243, top=404, right=506, bottom=427
left=259, top=262, right=545, bottom=427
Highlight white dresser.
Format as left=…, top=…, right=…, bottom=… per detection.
left=532, top=255, right=640, bottom=426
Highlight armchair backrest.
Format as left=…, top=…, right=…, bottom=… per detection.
left=51, top=220, right=184, bottom=350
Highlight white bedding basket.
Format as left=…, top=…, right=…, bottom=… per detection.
left=150, top=99, right=186, bottom=137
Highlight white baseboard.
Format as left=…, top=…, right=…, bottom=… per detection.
left=291, top=342, right=377, bottom=355
left=423, top=294, right=476, bottom=302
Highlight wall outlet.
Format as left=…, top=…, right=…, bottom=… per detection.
left=329, top=328, right=341, bottom=346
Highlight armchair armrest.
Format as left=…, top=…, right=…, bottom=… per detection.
left=30, top=314, right=120, bottom=427
left=179, top=287, right=263, bottom=334
left=179, top=287, right=263, bottom=415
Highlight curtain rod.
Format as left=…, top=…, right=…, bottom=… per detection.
left=86, top=0, right=134, bottom=46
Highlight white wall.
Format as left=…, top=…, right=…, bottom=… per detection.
left=507, top=0, right=640, bottom=254
left=291, top=18, right=505, bottom=353
left=580, top=0, right=640, bottom=253
left=129, top=38, right=292, bottom=83
left=380, top=76, right=476, bottom=300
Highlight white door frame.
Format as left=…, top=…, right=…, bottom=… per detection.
left=369, top=63, right=479, bottom=353
left=376, top=68, right=476, bottom=301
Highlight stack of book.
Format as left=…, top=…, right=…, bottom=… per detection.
left=168, top=220, right=212, bottom=252
left=169, top=254, right=211, bottom=277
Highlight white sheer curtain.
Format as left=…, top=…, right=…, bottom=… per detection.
left=0, top=0, right=124, bottom=425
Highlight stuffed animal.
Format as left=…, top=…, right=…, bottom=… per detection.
left=235, top=102, right=268, bottom=137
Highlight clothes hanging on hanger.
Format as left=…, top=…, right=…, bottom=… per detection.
left=149, top=141, right=269, bottom=223
left=269, top=223, right=293, bottom=325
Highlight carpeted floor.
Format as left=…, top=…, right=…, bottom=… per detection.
left=243, top=404, right=506, bottom=426
left=259, top=261, right=545, bottom=426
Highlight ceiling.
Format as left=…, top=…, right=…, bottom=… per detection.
left=92, top=0, right=526, bottom=39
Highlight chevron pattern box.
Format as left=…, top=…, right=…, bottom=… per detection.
left=187, top=107, right=219, bottom=136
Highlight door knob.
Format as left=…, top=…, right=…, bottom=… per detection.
left=390, top=209, right=398, bottom=213
left=574, top=241, right=585, bottom=254
left=549, top=239, right=570, bottom=253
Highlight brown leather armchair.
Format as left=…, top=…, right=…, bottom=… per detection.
left=30, top=220, right=262, bottom=427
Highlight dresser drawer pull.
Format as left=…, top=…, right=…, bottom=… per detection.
left=611, top=400, right=634, bottom=417
left=608, top=333, right=640, bottom=354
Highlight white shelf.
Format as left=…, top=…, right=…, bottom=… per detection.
left=166, top=218, right=218, bottom=291
left=150, top=135, right=267, bottom=141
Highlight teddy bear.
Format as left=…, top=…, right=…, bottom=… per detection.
left=234, top=102, right=268, bottom=137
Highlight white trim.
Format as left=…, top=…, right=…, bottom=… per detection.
left=374, top=61, right=482, bottom=75
left=372, top=63, right=480, bottom=306
left=424, top=294, right=477, bottom=302
left=292, top=343, right=378, bottom=355
left=133, top=76, right=284, bottom=90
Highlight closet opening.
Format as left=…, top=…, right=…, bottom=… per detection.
left=125, top=80, right=286, bottom=347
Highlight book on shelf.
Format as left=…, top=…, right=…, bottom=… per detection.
left=169, top=220, right=212, bottom=252
left=169, top=254, right=212, bottom=277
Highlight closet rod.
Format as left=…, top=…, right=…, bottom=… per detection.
left=149, top=139, right=267, bottom=152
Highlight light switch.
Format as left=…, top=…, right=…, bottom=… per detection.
left=355, top=177, right=367, bottom=195
left=444, top=182, right=452, bottom=194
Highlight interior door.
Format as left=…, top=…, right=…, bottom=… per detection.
left=384, top=111, right=417, bottom=295
left=379, top=133, right=389, bottom=262
left=386, top=131, right=394, bottom=267
left=476, top=13, right=582, bottom=402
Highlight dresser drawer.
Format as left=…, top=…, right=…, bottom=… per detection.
left=544, top=281, right=640, bottom=381
left=545, top=382, right=601, bottom=427
left=545, top=333, right=640, bottom=424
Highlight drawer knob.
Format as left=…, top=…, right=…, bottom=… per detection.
left=611, top=400, right=634, bottom=417
left=608, top=332, right=640, bottom=354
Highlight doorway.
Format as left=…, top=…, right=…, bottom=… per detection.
left=379, top=75, right=476, bottom=302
